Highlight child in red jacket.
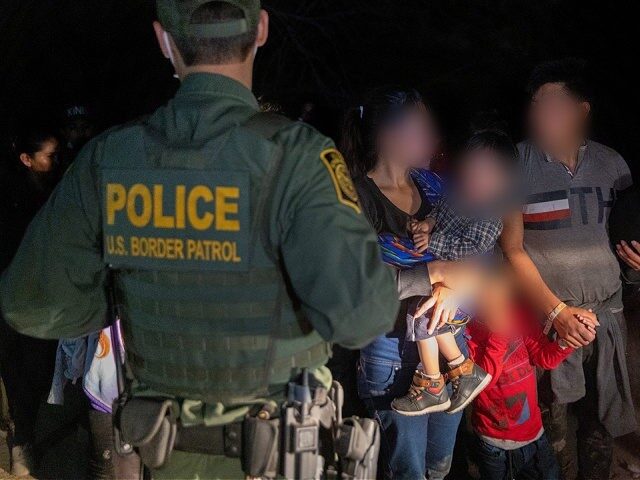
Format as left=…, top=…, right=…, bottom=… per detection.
left=467, top=304, right=574, bottom=480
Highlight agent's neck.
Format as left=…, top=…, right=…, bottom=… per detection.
left=178, top=62, right=254, bottom=90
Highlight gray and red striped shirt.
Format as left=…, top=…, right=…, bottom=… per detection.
left=518, top=140, right=633, bottom=307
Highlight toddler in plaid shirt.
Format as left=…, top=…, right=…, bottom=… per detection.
left=410, top=201, right=503, bottom=261
left=391, top=129, right=517, bottom=417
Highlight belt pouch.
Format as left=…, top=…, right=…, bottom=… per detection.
left=241, top=413, right=280, bottom=478
left=119, top=398, right=177, bottom=470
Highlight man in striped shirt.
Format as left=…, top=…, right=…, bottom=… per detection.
left=500, top=58, right=636, bottom=479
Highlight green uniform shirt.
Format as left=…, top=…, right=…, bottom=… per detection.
left=0, top=73, right=398, bottom=424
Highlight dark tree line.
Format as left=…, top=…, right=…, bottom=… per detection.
left=1, top=1, right=639, bottom=176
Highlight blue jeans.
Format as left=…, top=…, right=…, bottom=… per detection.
left=357, top=329, right=468, bottom=479
left=475, top=434, right=560, bottom=480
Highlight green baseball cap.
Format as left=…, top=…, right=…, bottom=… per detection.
left=157, top=0, right=261, bottom=38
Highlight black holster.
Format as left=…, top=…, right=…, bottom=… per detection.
left=114, top=398, right=178, bottom=470
left=335, top=417, right=380, bottom=480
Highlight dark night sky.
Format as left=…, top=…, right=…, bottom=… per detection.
left=1, top=0, right=639, bottom=178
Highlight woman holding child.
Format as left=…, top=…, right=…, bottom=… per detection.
left=341, top=87, right=518, bottom=479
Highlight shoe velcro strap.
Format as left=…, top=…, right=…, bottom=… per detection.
left=412, top=372, right=442, bottom=389
left=447, top=359, right=473, bottom=379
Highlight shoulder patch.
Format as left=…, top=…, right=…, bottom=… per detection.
left=320, top=148, right=361, bottom=214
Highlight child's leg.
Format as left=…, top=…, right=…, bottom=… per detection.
left=435, top=331, right=465, bottom=367
left=439, top=330, right=492, bottom=414
left=416, top=337, right=440, bottom=376
left=391, top=337, right=450, bottom=415
left=519, top=435, right=561, bottom=479
left=474, top=436, right=509, bottom=480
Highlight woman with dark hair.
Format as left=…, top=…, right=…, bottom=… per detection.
left=1, top=128, right=140, bottom=479
left=341, top=87, right=476, bottom=479
left=6, top=129, right=60, bottom=223
left=0, top=126, right=61, bottom=476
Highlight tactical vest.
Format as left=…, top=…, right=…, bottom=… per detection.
left=100, top=113, right=331, bottom=404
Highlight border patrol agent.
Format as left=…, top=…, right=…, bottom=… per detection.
left=0, top=1, right=399, bottom=478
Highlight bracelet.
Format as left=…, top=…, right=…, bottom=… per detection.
left=544, top=302, right=567, bottom=335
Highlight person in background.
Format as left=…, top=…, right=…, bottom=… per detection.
left=58, top=103, right=96, bottom=169
left=47, top=328, right=142, bottom=480
left=500, top=58, right=637, bottom=479
left=0, top=126, right=61, bottom=477
left=617, top=241, right=640, bottom=276
left=612, top=188, right=640, bottom=281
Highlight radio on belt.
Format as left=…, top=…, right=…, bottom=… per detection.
left=281, top=369, right=322, bottom=479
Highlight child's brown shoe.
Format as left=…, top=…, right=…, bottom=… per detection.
left=446, top=359, right=492, bottom=414
left=391, top=371, right=451, bottom=416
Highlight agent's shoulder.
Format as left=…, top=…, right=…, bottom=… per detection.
left=241, top=113, right=334, bottom=163
left=85, top=115, right=150, bottom=153
left=270, top=118, right=332, bottom=151
left=66, top=116, right=151, bottom=175
left=261, top=119, right=338, bottom=179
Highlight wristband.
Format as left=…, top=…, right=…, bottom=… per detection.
left=544, top=302, right=567, bottom=335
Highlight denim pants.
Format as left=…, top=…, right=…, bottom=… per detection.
left=357, top=329, right=468, bottom=479
left=475, top=434, right=560, bottom=480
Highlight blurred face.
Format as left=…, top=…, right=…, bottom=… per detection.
left=529, top=82, right=590, bottom=150
left=377, top=105, right=438, bottom=170
left=456, top=148, right=512, bottom=212
left=20, top=138, right=59, bottom=173
left=62, top=117, right=95, bottom=150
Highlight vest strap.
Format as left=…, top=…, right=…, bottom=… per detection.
left=242, top=112, right=292, bottom=398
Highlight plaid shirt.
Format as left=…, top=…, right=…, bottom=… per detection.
left=427, top=198, right=503, bottom=261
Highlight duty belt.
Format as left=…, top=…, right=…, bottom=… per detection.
left=113, top=374, right=381, bottom=479
left=175, top=422, right=243, bottom=457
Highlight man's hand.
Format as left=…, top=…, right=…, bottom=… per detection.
left=616, top=240, right=640, bottom=271
left=414, top=285, right=459, bottom=335
left=553, top=306, right=599, bottom=348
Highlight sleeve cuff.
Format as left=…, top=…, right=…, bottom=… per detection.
left=397, top=264, right=433, bottom=300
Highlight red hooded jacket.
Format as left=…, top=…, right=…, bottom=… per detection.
left=467, top=306, right=574, bottom=442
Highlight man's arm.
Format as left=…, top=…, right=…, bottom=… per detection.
left=277, top=135, right=398, bottom=349
left=500, top=210, right=596, bottom=348
left=0, top=141, right=108, bottom=339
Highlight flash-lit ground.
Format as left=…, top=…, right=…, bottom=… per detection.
left=2, top=292, right=640, bottom=479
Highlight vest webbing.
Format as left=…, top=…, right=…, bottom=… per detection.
left=111, top=112, right=330, bottom=404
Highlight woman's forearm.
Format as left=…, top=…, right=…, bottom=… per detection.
left=396, top=264, right=433, bottom=300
